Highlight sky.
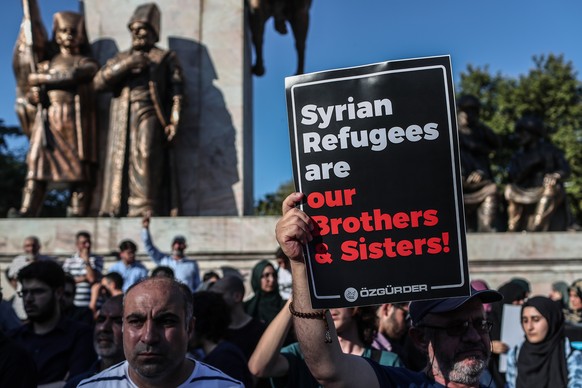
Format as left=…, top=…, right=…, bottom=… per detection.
left=1, top=1, right=582, bottom=203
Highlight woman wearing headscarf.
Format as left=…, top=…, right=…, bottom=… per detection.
left=245, top=260, right=285, bottom=325
left=565, top=279, right=582, bottom=325
left=505, top=296, right=582, bottom=388
left=550, top=280, right=570, bottom=310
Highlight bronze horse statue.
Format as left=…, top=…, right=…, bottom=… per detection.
left=248, top=0, right=312, bottom=76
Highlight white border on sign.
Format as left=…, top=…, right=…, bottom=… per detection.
left=289, top=60, right=466, bottom=301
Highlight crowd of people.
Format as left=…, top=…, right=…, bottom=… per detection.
left=2, top=208, right=582, bottom=387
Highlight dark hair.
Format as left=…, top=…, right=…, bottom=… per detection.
left=354, top=306, right=378, bottom=346
left=104, top=272, right=124, bottom=290
left=119, top=239, right=137, bottom=252
left=192, top=291, right=231, bottom=343
left=202, top=271, right=220, bottom=283
left=151, top=266, right=174, bottom=278
left=75, top=231, right=91, bottom=241
left=18, top=260, right=65, bottom=290
left=217, top=275, right=245, bottom=296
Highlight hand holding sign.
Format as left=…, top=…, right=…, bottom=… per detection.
left=276, top=192, right=314, bottom=262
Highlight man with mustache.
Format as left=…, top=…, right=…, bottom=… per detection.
left=275, top=192, right=503, bottom=387
left=78, top=277, right=243, bottom=387
left=65, top=295, right=125, bottom=387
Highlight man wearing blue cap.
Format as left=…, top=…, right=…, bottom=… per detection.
left=141, top=213, right=201, bottom=291
left=275, top=192, right=502, bottom=388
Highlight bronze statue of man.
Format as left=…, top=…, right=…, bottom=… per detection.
left=457, top=95, right=501, bottom=232
left=13, top=11, right=98, bottom=217
left=94, top=3, right=184, bottom=217
left=504, top=116, right=571, bottom=232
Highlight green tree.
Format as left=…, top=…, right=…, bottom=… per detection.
left=0, top=119, right=69, bottom=217
left=254, top=179, right=295, bottom=215
left=458, top=54, right=582, bottom=224
left=0, top=119, right=26, bottom=217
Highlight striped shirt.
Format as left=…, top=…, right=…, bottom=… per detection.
left=62, top=253, right=104, bottom=307
left=78, top=358, right=243, bottom=387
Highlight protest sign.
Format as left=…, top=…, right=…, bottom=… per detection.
left=285, top=55, right=469, bottom=308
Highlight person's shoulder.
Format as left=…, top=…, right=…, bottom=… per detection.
left=246, top=316, right=267, bottom=331
left=364, top=358, right=436, bottom=386
left=367, top=348, right=402, bottom=367
left=135, top=261, right=148, bottom=269
left=7, top=321, right=31, bottom=337
left=10, top=254, right=27, bottom=263
left=187, top=360, right=244, bottom=387
left=109, top=261, right=123, bottom=270
left=77, top=361, right=128, bottom=387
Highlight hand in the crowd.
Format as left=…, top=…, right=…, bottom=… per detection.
left=79, top=241, right=91, bottom=260
left=491, top=340, right=509, bottom=354
left=142, top=210, right=151, bottom=228
left=275, top=192, right=314, bottom=262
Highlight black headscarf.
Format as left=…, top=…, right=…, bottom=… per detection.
left=244, top=260, right=284, bottom=324
left=489, top=282, right=527, bottom=340
left=516, top=296, right=568, bottom=388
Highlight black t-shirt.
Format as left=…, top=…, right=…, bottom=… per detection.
left=0, top=330, right=38, bottom=387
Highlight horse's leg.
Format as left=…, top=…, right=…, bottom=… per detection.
left=289, top=7, right=310, bottom=75
left=273, top=0, right=288, bottom=34
left=249, top=5, right=268, bottom=76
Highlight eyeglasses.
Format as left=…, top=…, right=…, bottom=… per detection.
left=17, top=287, right=50, bottom=298
left=417, top=319, right=493, bottom=337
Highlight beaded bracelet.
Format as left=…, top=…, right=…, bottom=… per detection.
left=289, top=301, right=332, bottom=343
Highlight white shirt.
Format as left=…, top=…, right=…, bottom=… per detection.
left=77, top=358, right=243, bottom=387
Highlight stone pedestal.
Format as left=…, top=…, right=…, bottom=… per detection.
left=83, top=0, right=253, bottom=216
left=1, top=216, right=581, bottom=299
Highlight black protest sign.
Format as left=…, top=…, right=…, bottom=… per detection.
left=285, top=55, right=469, bottom=309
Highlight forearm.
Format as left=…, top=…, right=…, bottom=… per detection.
left=248, top=299, right=292, bottom=377
left=289, top=260, right=348, bottom=386
left=293, top=261, right=379, bottom=388
left=84, top=264, right=98, bottom=283
left=141, top=228, right=164, bottom=264
left=277, top=192, right=378, bottom=387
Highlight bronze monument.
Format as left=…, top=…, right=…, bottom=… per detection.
left=94, top=3, right=184, bottom=217
left=249, top=0, right=312, bottom=76
left=457, top=95, right=501, bottom=232
left=12, top=6, right=98, bottom=217
left=504, top=116, right=571, bottom=231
